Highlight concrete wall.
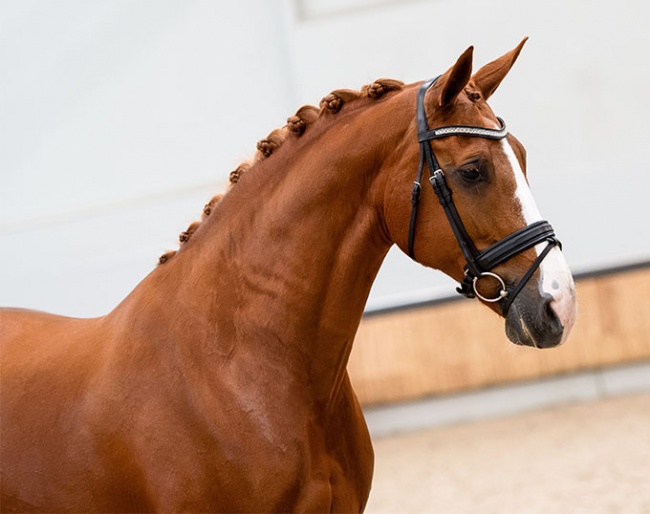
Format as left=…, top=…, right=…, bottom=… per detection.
left=2, top=0, right=649, bottom=316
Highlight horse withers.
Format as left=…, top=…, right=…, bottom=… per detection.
left=0, top=40, right=576, bottom=512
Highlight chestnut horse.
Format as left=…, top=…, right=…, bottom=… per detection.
left=1, top=41, right=576, bottom=513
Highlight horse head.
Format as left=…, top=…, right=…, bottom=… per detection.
left=383, top=39, right=577, bottom=348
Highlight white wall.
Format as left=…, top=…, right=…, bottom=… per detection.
left=1, top=0, right=649, bottom=317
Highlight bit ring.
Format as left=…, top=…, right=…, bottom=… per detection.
left=472, top=272, right=509, bottom=303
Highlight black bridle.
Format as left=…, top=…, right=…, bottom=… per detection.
left=408, top=77, right=561, bottom=316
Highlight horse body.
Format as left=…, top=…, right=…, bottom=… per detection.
left=1, top=247, right=376, bottom=511
left=1, top=40, right=577, bottom=512
left=1, top=99, right=392, bottom=511
left=2, top=308, right=372, bottom=512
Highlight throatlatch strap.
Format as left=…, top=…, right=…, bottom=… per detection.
left=407, top=151, right=425, bottom=259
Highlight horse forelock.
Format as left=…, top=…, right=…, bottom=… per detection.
left=157, top=78, right=405, bottom=265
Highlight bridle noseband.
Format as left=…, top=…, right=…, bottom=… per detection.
left=408, top=77, right=561, bottom=316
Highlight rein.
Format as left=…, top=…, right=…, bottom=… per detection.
left=408, top=77, right=561, bottom=316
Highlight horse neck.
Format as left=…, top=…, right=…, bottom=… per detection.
left=116, top=101, right=409, bottom=405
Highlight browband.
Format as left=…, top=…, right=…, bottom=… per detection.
left=418, top=118, right=508, bottom=142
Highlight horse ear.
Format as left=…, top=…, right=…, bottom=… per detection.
left=438, top=46, right=474, bottom=107
left=472, top=37, right=528, bottom=101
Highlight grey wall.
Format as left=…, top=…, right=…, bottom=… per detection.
left=2, top=0, right=649, bottom=316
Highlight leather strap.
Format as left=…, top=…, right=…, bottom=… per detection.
left=407, top=151, right=425, bottom=259
left=429, top=170, right=480, bottom=276
left=475, top=220, right=558, bottom=271
left=500, top=240, right=556, bottom=315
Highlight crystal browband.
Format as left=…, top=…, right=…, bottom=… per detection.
left=418, top=117, right=508, bottom=142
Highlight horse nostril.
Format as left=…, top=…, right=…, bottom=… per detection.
left=541, top=294, right=565, bottom=343
left=544, top=295, right=556, bottom=319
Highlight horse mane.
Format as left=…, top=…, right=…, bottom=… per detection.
left=158, top=78, right=404, bottom=265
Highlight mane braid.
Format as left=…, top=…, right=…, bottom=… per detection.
left=319, top=89, right=362, bottom=114
left=255, top=127, right=289, bottom=160
left=157, top=78, right=404, bottom=265
left=287, top=105, right=319, bottom=136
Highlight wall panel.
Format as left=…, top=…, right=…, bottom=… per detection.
left=348, top=265, right=650, bottom=405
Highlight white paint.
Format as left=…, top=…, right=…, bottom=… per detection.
left=501, top=140, right=577, bottom=341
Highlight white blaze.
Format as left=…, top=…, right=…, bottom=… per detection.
left=501, top=140, right=577, bottom=342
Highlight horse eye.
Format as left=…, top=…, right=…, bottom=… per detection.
left=461, top=167, right=482, bottom=182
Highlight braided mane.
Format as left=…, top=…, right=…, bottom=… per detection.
left=159, top=78, right=404, bottom=264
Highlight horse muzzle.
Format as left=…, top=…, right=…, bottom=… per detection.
left=504, top=284, right=574, bottom=349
